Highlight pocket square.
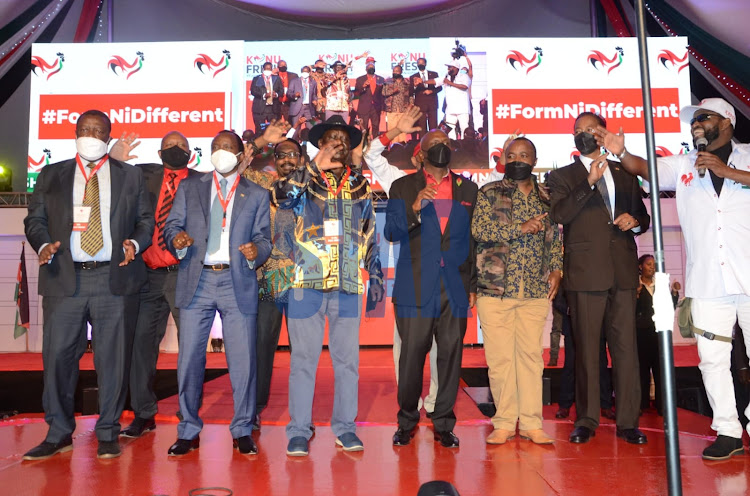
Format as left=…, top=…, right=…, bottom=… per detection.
left=460, top=201, right=472, bottom=206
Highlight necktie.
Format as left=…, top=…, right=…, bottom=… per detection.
left=157, top=172, right=177, bottom=250
left=422, top=71, right=426, bottom=84
left=595, top=176, right=613, bottom=220
left=265, top=76, right=273, bottom=105
left=303, top=79, right=309, bottom=104
left=80, top=162, right=103, bottom=256
left=207, top=178, right=227, bottom=255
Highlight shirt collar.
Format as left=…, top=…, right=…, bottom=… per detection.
left=423, top=167, right=452, bottom=184
left=213, top=170, right=238, bottom=185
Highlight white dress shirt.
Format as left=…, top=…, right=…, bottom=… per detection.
left=203, top=171, right=238, bottom=266
left=656, top=143, right=750, bottom=298
left=71, top=159, right=112, bottom=262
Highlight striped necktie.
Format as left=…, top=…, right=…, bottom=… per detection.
left=157, top=171, right=177, bottom=250
left=80, top=162, right=103, bottom=256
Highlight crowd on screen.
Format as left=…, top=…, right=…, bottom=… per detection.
left=19, top=50, right=750, bottom=465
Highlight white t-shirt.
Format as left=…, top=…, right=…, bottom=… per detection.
left=444, top=72, right=471, bottom=115
left=655, top=143, right=750, bottom=298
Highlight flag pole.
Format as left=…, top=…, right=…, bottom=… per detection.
left=634, top=0, right=683, bottom=494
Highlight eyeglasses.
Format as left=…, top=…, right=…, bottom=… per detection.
left=274, top=151, right=300, bottom=159
left=689, top=114, right=718, bottom=126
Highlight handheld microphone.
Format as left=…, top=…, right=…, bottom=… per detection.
left=695, top=137, right=708, bottom=178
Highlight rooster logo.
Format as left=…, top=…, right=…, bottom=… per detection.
left=248, top=54, right=264, bottom=64
left=31, top=53, right=64, bottom=80
left=657, top=49, right=689, bottom=73
left=506, top=47, right=543, bottom=74
left=188, top=147, right=202, bottom=169
left=588, top=47, right=624, bottom=74
left=27, top=149, right=52, bottom=172
left=194, top=50, right=230, bottom=78
left=570, top=150, right=582, bottom=160
left=108, top=51, right=144, bottom=79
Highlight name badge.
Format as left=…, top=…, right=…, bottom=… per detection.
left=220, top=230, right=229, bottom=248
left=324, top=219, right=341, bottom=244
left=73, top=205, right=92, bottom=232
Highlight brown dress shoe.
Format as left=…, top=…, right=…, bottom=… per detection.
left=555, top=407, right=570, bottom=419
left=519, top=429, right=554, bottom=445
left=486, top=429, right=515, bottom=445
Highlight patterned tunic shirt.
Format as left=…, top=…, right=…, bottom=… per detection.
left=472, top=178, right=563, bottom=299
left=382, top=77, right=412, bottom=113
left=272, top=161, right=382, bottom=294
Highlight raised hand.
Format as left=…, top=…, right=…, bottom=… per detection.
left=587, top=153, right=609, bottom=186
left=109, top=132, right=141, bottom=161
left=396, top=106, right=423, bottom=134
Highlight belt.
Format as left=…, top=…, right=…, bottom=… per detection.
left=151, top=264, right=180, bottom=272
left=203, top=263, right=230, bottom=271
left=74, top=261, right=110, bottom=270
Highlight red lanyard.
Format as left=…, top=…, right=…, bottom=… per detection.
left=76, top=154, right=108, bottom=202
left=213, top=173, right=241, bottom=228
left=321, top=167, right=350, bottom=197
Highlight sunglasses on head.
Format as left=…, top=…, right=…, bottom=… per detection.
left=689, top=113, right=719, bottom=126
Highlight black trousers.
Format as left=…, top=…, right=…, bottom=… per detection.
left=413, top=101, right=438, bottom=140
left=255, top=299, right=288, bottom=412
left=253, top=106, right=279, bottom=133
left=568, top=288, right=640, bottom=430
left=559, top=323, right=614, bottom=410
left=358, top=105, right=380, bottom=137
left=395, top=282, right=467, bottom=432
left=129, top=266, right=180, bottom=419
left=42, top=266, right=139, bottom=442
left=636, top=325, right=662, bottom=413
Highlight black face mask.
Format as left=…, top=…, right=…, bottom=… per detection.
left=504, top=161, right=533, bottom=181
left=417, top=64, right=426, bottom=71
left=426, top=143, right=451, bottom=168
left=278, top=66, right=287, bottom=72
left=161, top=145, right=190, bottom=169
left=392, top=73, right=402, bottom=79
left=316, top=67, right=324, bottom=74
left=574, top=132, right=599, bottom=155
left=366, top=67, right=376, bottom=75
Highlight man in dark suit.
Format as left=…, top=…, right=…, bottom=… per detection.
left=23, top=110, right=154, bottom=460
left=276, top=60, right=298, bottom=123
left=386, top=129, right=478, bottom=449
left=354, top=57, right=384, bottom=137
left=410, top=57, right=442, bottom=140
left=163, top=130, right=271, bottom=456
left=547, top=112, right=650, bottom=445
left=288, top=65, right=317, bottom=129
left=108, top=131, right=201, bottom=439
left=251, top=62, right=284, bottom=133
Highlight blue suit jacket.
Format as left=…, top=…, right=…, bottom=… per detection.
left=287, top=77, right=317, bottom=117
left=163, top=171, right=272, bottom=315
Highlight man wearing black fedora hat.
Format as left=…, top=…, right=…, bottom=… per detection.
left=273, top=115, right=384, bottom=456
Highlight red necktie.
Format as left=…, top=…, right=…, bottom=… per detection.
left=157, top=172, right=177, bottom=250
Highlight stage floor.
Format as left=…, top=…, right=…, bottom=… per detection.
left=1, top=346, right=747, bottom=496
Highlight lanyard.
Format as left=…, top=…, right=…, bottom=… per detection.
left=76, top=154, right=108, bottom=202
left=213, top=173, right=241, bottom=229
left=321, top=167, right=350, bottom=197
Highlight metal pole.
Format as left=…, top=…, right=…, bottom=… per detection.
left=107, top=0, right=113, bottom=43
left=634, top=1, right=682, bottom=494
left=589, top=0, right=598, bottom=37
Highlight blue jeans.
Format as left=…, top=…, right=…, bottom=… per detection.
left=286, top=288, right=362, bottom=440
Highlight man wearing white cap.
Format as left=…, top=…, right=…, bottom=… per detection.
left=597, top=97, right=750, bottom=460
left=442, top=60, right=471, bottom=140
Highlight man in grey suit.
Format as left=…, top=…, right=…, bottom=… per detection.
left=288, top=65, right=317, bottom=130
left=23, top=109, right=154, bottom=460
left=163, top=130, right=271, bottom=456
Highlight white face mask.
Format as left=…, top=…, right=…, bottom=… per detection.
left=211, top=149, right=240, bottom=174
left=263, top=70, right=272, bottom=77
left=300, top=72, right=310, bottom=79
left=76, top=136, right=109, bottom=161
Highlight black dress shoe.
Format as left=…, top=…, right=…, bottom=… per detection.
left=168, top=437, right=200, bottom=456
left=434, top=430, right=459, bottom=448
left=702, top=435, right=744, bottom=460
left=233, top=435, right=258, bottom=455
left=569, top=426, right=595, bottom=444
left=393, top=428, right=416, bottom=446
left=555, top=407, right=570, bottom=419
left=97, top=440, right=121, bottom=459
left=22, top=437, right=73, bottom=460
left=120, top=416, right=156, bottom=438
left=616, top=428, right=648, bottom=445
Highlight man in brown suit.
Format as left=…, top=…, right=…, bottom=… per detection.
left=547, top=112, right=650, bottom=445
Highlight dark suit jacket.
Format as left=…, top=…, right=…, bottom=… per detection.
left=354, top=74, right=384, bottom=112
left=250, top=74, right=284, bottom=114
left=137, top=163, right=201, bottom=212
left=548, top=157, right=650, bottom=292
left=163, top=172, right=272, bottom=314
left=24, top=158, right=155, bottom=296
left=385, top=171, right=477, bottom=310
left=410, top=70, right=442, bottom=108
